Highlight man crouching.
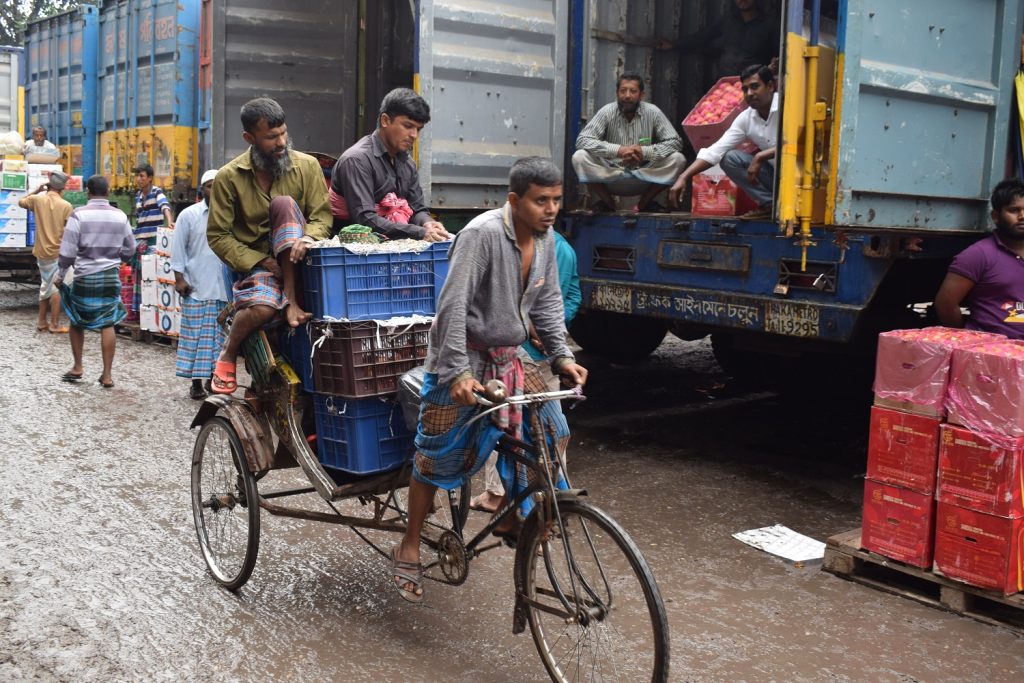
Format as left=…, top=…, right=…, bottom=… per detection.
left=391, top=157, right=588, bottom=602
left=206, top=97, right=333, bottom=394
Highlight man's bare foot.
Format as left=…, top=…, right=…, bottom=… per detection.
left=285, top=303, right=311, bottom=328
left=470, top=491, right=504, bottom=513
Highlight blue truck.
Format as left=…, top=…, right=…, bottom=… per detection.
left=560, top=0, right=1023, bottom=387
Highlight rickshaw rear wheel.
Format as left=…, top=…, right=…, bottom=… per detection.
left=191, top=416, right=261, bottom=590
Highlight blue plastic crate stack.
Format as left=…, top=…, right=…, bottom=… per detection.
left=279, top=241, right=450, bottom=476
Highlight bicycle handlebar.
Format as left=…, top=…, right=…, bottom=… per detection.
left=474, top=385, right=585, bottom=408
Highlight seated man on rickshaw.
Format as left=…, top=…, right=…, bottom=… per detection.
left=206, top=97, right=334, bottom=395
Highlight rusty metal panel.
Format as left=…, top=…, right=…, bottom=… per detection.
left=207, top=0, right=358, bottom=166
left=417, top=0, right=569, bottom=210
left=831, top=0, right=1021, bottom=230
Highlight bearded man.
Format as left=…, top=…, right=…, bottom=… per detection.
left=571, top=72, right=685, bottom=212
left=206, top=97, right=332, bottom=395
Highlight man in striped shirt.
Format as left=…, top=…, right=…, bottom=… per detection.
left=133, top=164, right=174, bottom=240
left=55, top=175, right=136, bottom=388
left=572, top=73, right=686, bottom=212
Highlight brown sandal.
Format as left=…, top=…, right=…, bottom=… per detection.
left=391, top=546, right=423, bottom=603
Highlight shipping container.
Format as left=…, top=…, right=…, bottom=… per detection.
left=24, top=5, right=99, bottom=176
left=98, top=0, right=200, bottom=201
left=0, top=47, right=24, bottom=137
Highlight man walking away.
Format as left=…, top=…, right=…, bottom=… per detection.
left=171, top=169, right=230, bottom=399
left=572, top=73, right=686, bottom=212
left=934, top=178, right=1024, bottom=339
left=19, top=171, right=73, bottom=333
left=56, top=175, right=136, bottom=388
left=134, top=164, right=174, bottom=241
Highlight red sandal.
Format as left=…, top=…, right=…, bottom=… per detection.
left=210, top=359, right=238, bottom=394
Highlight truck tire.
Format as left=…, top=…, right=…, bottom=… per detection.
left=570, top=310, right=668, bottom=362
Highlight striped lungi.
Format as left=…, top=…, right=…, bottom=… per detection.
left=414, top=360, right=569, bottom=518
left=571, top=149, right=687, bottom=193
left=59, top=266, right=126, bottom=331
left=175, top=296, right=227, bottom=379
left=233, top=196, right=305, bottom=311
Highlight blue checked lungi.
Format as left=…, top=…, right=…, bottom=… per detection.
left=175, top=296, right=227, bottom=379
left=232, top=196, right=305, bottom=310
left=59, top=266, right=126, bottom=331
left=414, top=358, right=569, bottom=518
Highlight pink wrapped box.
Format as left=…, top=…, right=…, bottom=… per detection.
left=947, top=340, right=1024, bottom=444
left=873, top=327, right=1005, bottom=417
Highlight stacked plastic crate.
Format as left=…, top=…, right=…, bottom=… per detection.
left=866, top=327, right=1024, bottom=595
left=284, top=241, right=450, bottom=477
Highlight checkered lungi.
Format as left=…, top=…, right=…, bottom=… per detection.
left=232, top=196, right=305, bottom=310
left=414, top=350, right=569, bottom=518
left=59, top=266, right=126, bottom=331
left=175, top=296, right=227, bottom=379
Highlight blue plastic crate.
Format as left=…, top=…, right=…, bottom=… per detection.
left=312, top=395, right=415, bottom=475
left=278, top=325, right=315, bottom=392
left=302, top=242, right=450, bottom=320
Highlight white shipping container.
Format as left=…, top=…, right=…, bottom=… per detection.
left=0, top=48, right=20, bottom=138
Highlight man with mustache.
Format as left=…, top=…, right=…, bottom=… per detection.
left=668, top=63, right=778, bottom=219
left=934, top=179, right=1024, bottom=339
left=571, top=72, right=685, bottom=213
left=331, top=88, right=451, bottom=242
left=206, top=97, right=333, bottom=394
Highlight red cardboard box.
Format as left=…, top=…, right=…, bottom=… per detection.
left=933, top=502, right=1024, bottom=594
left=866, top=406, right=941, bottom=494
left=861, top=479, right=936, bottom=568
left=873, top=327, right=1005, bottom=418
left=947, top=340, right=1024, bottom=442
left=691, top=172, right=757, bottom=216
left=937, top=425, right=1024, bottom=518
left=682, top=76, right=748, bottom=153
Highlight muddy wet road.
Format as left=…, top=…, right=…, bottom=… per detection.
left=0, top=283, right=1021, bottom=682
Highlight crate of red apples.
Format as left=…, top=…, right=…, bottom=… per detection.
left=682, top=77, right=748, bottom=153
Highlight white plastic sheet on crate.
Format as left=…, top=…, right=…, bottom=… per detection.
left=732, top=524, right=825, bottom=564
left=308, top=237, right=444, bottom=254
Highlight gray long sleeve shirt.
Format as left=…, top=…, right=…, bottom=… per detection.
left=424, top=203, right=574, bottom=385
left=331, top=131, right=431, bottom=239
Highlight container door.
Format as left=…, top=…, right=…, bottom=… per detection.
left=416, top=0, right=569, bottom=210
left=0, top=50, right=19, bottom=135
left=823, top=0, right=1021, bottom=230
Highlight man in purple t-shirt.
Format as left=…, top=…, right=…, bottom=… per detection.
left=934, top=178, right=1024, bottom=339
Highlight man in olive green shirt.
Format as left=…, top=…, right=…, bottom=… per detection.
left=206, top=97, right=332, bottom=394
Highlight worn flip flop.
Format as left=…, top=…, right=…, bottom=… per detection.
left=61, top=372, right=83, bottom=383
left=210, top=359, right=238, bottom=394
left=49, top=326, right=70, bottom=334
left=391, top=546, right=424, bottom=603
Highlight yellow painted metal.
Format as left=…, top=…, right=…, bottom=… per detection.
left=777, top=32, right=807, bottom=234
left=412, top=72, right=421, bottom=165
left=58, top=144, right=82, bottom=175
left=17, top=86, right=24, bottom=138
left=798, top=44, right=821, bottom=271
left=100, top=125, right=198, bottom=199
left=824, top=52, right=845, bottom=225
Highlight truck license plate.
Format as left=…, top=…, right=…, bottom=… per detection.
left=591, top=284, right=633, bottom=314
left=764, top=302, right=820, bottom=337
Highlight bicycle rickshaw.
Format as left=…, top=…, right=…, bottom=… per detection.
left=189, top=320, right=670, bottom=682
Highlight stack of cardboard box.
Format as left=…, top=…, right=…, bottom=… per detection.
left=0, top=161, right=29, bottom=247
left=865, top=328, right=1024, bottom=595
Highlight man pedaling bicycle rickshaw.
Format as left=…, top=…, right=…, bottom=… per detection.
left=392, top=157, right=588, bottom=602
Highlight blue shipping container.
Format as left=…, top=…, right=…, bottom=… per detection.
left=24, top=5, right=100, bottom=177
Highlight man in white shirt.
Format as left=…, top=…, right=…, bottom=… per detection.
left=668, top=64, right=778, bottom=218
left=22, top=126, right=60, bottom=162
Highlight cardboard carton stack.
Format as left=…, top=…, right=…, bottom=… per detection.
left=153, top=227, right=180, bottom=336
left=865, top=328, right=1024, bottom=594
left=0, top=161, right=29, bottom=247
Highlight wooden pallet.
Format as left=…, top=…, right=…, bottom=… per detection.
left=823, top=529, right=1024, bottom=634
left=114, top=322, right=178, bottom=349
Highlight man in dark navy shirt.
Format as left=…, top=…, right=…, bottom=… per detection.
left=934, top=178, right=1024, bottom=339
left=330, top=88, right=451, bottom=242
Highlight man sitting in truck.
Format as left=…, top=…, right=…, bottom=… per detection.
left=933, top=178, right=1024, bottom=339
left=667, top=63, right=778, bottom=219
left=22, top=126, right=60, bottom=163
left=206, top=97, right=333, bottom=394
left=330, top=88, right=451, bottom=242
left=571, top=73, right=686, bottom=213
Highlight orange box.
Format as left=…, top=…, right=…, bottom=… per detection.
left=682, top=76, right=747, bottom=153
left=866, top=406, right=941, bottom=494
left=937, top=425, right=1024, bottom=518
left=861, top=479, right=936, bottom=568
left=933, top=502, right=1024, bottom=595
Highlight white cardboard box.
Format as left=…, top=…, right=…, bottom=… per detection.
left=0, top=203, right=27, bottom=219
left=0, top=189, right=25, bottom=205
left=141, top=279, right=158, bottom=307
left=156, top=254, right=175, bottom=283
left=157, top=308, right=180, bottom=336
left=140, top=253, right=157, bottom=281
left=156, top=227, right=173, bottom=256
left=139, top=304, right=158, bottom=332
left=157, top=281, right=179, bottom=310
left=0, top=217, right=27, bottom=234
left=0, top=232, right=28, bottom=248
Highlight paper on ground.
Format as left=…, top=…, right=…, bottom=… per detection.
left=732, top=524, right=825, bottom=563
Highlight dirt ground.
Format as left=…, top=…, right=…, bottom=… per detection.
left=0, top=283, right=1020, bottom=682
